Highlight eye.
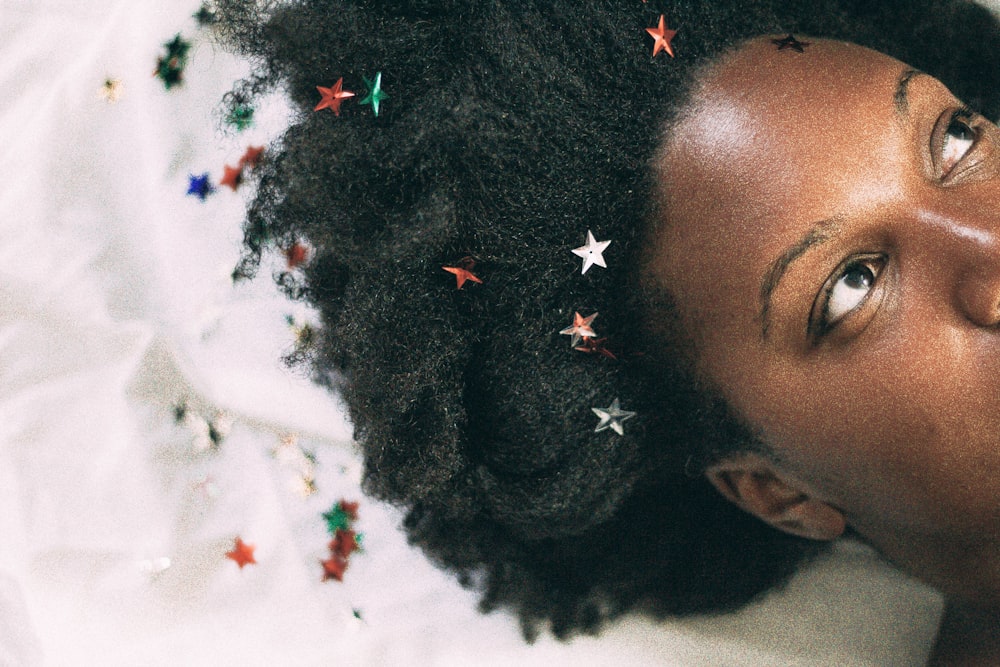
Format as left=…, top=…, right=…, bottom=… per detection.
left=810, top=255, right=887, bottom=338
left=940, top=109, right=978, bottom=176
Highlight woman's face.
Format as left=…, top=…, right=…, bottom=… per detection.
left=652, top=37, right=1000, bottom=605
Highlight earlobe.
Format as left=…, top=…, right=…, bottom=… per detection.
left=705, top=456, right=846, bottom=541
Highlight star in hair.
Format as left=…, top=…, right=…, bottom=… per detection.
left=359, top=72, right=387, bottom=116
left=321, top=554, right=348, bottom=582
left=771, top=34, right=810, bottom=52
left=226, top=537, right=257, bottom=568
left=591, top=398, right=636, bottom=435
left=572, top=229, right=611, bottom=274
left=560, top=311, right=598, bottom=348
left=99, top=78, right=123, bottom=103
left=574, top=336, right=617, bottom=359
left=442, top=256, right=482, bottom=289
left=646, top=15, right=677, bottom=58
left=226, top=104, right=255, bottom=131
left=284, top=242, right=312, bottom=269
left=315, top=78, right=356, bottom=116
left=186, top=173, right=214, bottom=201
left=220, top=164, right=243, bottom=191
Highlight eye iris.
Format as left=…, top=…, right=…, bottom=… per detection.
left=843, top=264, right=874, bottom=290
left=942, top=116, right=976, bottom=173
left=948, top=118, right=974, bottom=142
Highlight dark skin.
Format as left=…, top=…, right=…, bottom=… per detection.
left=650, top=37, right=1000, bottom=663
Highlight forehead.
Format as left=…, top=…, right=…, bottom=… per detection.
left=663, top=38, right=910, bottom=219
left=652, top=38, right=914, bottom=348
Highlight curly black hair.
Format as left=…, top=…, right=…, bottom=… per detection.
left=216, top=0, right=1000, bottom=639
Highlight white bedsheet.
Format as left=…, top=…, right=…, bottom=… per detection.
left=0, top=0, right=966, bottom=664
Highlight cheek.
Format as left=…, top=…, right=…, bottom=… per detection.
left=734, top=329, right=1000, bottom=528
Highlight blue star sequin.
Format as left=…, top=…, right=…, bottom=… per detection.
left=186, top=173, right=215, bottom=201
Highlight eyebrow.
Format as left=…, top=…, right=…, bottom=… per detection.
left=758, top=217, right=839, bottom=339
left=893, top=68, right=926, bottom=115
left=757, top=68, right=926, bottom=339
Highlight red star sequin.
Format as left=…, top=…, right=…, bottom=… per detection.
left=329, top=529, right=359, bottom=559
left=315, top=78, right=356, bottom=116
left=220, top=164, right=243, bottom=190
left=442, top=266, right=483, bottom=289
left=321, top=554, right=348, bottom=582
left=442, top=257, right=482, bottom=289
left=559, top=311, right=598, bottom=347
left=646, top=15, right=677, bottom=58
left=285, top=242, right=311, bottom=269
left=771, top=34, right=810, bottom=52
left=574, top=336, right=617, bottom=360
left=226, top=537, right=257, bottom=568
left=240, top=145, right=265, bottom=169
left=339, top=500, right=359, bottom=521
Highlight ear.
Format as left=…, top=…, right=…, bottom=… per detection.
left=705, top=454, right=846, bottom=541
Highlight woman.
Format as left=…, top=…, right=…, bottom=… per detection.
left=218, top=0, right=1000, bottom=661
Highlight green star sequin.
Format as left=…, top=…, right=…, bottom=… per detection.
left=226, top=104, right=255, bottom=131
left=359, top=72, right=387, bottom=117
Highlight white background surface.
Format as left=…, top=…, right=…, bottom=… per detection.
left=0, top=0, right=968, bottom=664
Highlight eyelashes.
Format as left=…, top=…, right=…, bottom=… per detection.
left=809, top=254, right=887, bottom=340
left=807, top=106, right=983, bottom=341
left=938, top=106, right=979, bottom=179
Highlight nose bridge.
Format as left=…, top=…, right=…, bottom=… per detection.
left=920, top=195, right=1000, bottom=327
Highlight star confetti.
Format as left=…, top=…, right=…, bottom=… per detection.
left=226, top=104, right=255, bottom=131
left=154, top=34, right=191, bottom=90
left=99, top=78, right=123, bottom=103
left=646, top=15, right=677, bottom=58
left=284, top=242, right=312, bottom=269
left=442, top=256, right=482, bottom=289
left=771, top=34, right=810, bottom=52
left=137, top=557, right=173, bottom=576
left=193, top=2, right=217, bottom=26
left=323, top=500, right=359, bottom=534
left=315, top=78, right=356, bottom=116
left=226, top=537, right=257, bottom=568
left=321, top=554, right=348, bottom=582
left=592, top=398, right=636, bottom=436
left=575, top=336, right=617, bottom=359
left=330, top=529, right=360, bottom=559
left=272, top=434, right=319, bottom=495
left=220, top=163, right=243, bottom=191
left=572, top=229, right=611, bottom=274
left=186, top=173, right=215, bottom=201
left=239, top=145, right=265, bottom=169
left=559, top=311, right=598, bottom=348
left=359, top=72, right=387, bottom=117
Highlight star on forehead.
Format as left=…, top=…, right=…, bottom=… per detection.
left=560, top=311, right=598, bottom=347
left=646, top=15, right=677, bottom=58
left=771, top=34, right=810, bottom=52
left=591, top=398, right=636, bottom=436
left=315, top=78, right=356, bottom=116
left=572, top=229, right=611, bottom=274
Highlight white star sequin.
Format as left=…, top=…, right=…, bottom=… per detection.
left=571, top=229, right=611, bottom=274
left=559, top=311, right=598, bottom=348
left=591, top=398, right=636, bottom=436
